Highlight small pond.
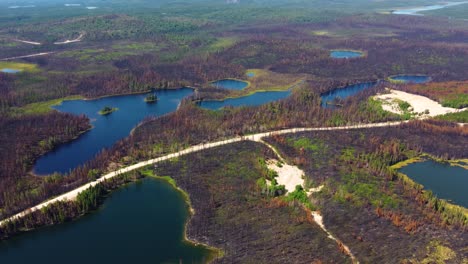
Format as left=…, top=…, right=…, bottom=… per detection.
left=389, top=75, right=430, bottom=84
left=246, top=72, right=255, bottom=77
left=1, top=68, right=22, bottom=74
left=399, top=160, right=468, bottom=207
left=198, top=90, right=291, bottom=110
left=330, top=50, right=363, bottom=59
left=211, top=79, right=248, bottom=90
left=0, top=177, right=214, bottom=263
left=320, top=82, right=377, bottom=108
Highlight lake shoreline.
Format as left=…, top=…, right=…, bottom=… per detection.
left=33, top=88, right=195, bottom=175
left=149, top=175, right=224, bottom=263
left=392, top=157, right=468, bottom=214
left=330, top=49, right=366, bottom=59
left=82, top=86, right=195, bottom=101
left=30, top=125, right=94, bottom=177
left=195, top=79, right=305, bottom=108
left=387, top=74, right=431, bottom=84
left=209, top=78, right=251, bottom=90
left=0, top=173, right=219, bottom=262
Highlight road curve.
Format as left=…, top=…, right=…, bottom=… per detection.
left=0, top=121, right=405, bottom=226
left=54, top=32, right=85, bottom=45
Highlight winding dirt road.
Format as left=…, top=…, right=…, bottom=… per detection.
left=0, top=121, right=404, bottom=226
left=0, top=121, right=413, bottom=263
left=54, top=32, right=85, bottom=45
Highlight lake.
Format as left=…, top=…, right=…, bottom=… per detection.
left=0, top=68, right=21, bottom=73
left=34, top=87, right=295, bottom=174
left=246, top=72, right=255, bottom=77
left=392, top=2, right=468, bottom=15
left=389, top=75, right=430, bottom=84
left=34, top=88, right=194, bottom=175
left=330, top=50, right=363, bottom=59
left=0, top=177, right=215, bottom=263
left=198, top=90, right=291, bottom=110
left=399, top=160, right=468, bottom=207
left=211, top=79, right=248, bottom=90
left=320, top=82, right=377, bottom=108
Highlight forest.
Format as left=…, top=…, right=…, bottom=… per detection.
left=262, top=121, right=467, bottom=262
left=0, top=0, right=467, bottom=261
left=2, top=121, right=466, bottom=262
left=0, top=113, right=89, bottom=217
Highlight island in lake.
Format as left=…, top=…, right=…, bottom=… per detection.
left=144, top=94, right=158, bottom=103
left=1, top=1, right=468, bottom=263
left=98, top=106, right=118, bottom=115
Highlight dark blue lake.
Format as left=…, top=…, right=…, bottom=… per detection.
left=399, top=160, right=468, bottom=207
left=34, top=88, right=194, bottom=175
left=35, top=87, right=294, bottom=174
left=211, top=79, right=248, bottom=90
left=320, top=82, right=377, bottom=108
left=198, top=90, right=291, bottom=110
left=0, top=177, right=215, bottom=263
left=0, top=68, right=21, bottom=73
left=330, top=50, right=363, bottom=59
left=389, top=75, right=430, bottom=84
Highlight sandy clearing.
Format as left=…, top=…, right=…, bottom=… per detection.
left=267, top=159, right=305, bottom=192
left=266, top=158, right=357, bottom=261
left=374, top=89, right=467, bottom=117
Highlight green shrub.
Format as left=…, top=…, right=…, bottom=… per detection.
left=398, top=100, right=411, bottom=111
left=285, top=185, right=314, bottom=210
left=442, top=94, right=468, bottom=109
left=436, top=110, right=468, bottom=123
left=76, top=184, right=105, bottom=213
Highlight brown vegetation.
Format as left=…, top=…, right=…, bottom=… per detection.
left=155, top=142, right=350, bottom=263
left=0, top=113, right=89, bottom=218
left=263, top=120, right=467, bottom=262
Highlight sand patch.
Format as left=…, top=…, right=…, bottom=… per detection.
left=374, top=88, right=467, bottom=118
left=267, top=159, right=305, bottom=193
left=307, top=185, right=324, bottom=196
